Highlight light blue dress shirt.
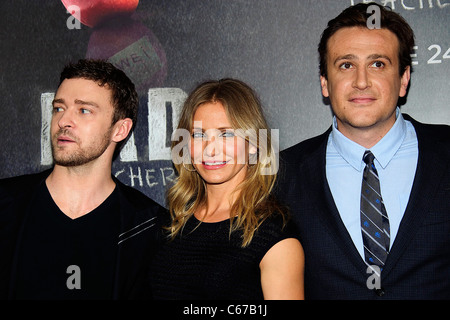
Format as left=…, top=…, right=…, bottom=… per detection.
left=326, top=108, right=418, bottom=259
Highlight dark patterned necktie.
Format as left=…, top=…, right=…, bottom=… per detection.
left=360, top=150, right=390, bottom=269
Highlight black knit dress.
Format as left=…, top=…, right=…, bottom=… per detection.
left=150, top=213, right=295, bottom=300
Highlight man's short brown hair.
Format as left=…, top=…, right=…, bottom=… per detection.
left=318, top=2, right=415, bottom=78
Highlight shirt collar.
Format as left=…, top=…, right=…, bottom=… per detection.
left=330, top=107, right=407, bottom=171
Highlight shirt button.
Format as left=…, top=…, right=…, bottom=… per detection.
left=375, top=288, right=385, bottom=297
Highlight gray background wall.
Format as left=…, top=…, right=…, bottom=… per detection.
left=1, top=0, right=449, bottom=206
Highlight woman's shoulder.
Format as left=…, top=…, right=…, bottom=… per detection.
left=258, top=212, right=296, bottom=238
left=247, top=212, right=298, bottom=258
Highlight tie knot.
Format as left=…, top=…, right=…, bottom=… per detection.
left=363, top=150, right=375, bottom=165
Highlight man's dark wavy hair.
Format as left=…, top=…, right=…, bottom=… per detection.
left=59, top=59, right=139, bottom=155
left=318, top=2, right=415, bottom=79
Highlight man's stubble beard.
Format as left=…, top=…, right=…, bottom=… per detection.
left=51, top=128, right=113, bottom=167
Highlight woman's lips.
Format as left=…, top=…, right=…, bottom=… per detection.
left=201, top=161, right=229, bottom=170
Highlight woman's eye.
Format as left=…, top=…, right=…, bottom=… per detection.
left=191, top=132, right=204, bottom=139
left=221, top=130, right=235, bottom=138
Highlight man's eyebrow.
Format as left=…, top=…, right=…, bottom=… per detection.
left=51, top=98, right=99, bottom=108
left=334, top=54, right=358, bottom=65
left=74, top=99, right=100, bottom=108
left=367, top=54, right=392, bottom=64
left=52, top=98, right=65, bottom=106
left=334, top=54, right=392, bottom=64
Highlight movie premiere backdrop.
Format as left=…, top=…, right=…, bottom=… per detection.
left=1, top=0, right=449, bottom=207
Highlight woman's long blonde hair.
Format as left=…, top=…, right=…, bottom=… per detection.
left=168, top=78, right=285, bottom=247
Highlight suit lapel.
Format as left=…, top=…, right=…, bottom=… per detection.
left=292, top=115, right=446, bottom=285
left=7, top=171, right=52, bottom=299
left=305, top=130, right=369, bottom=275
left=112, top=195, right=127, bottom=300
left=382, top=117, right=445, bottom=277
left=112, top=182, right=158, bottom=299
left=112, top=185, right=140, bottom=299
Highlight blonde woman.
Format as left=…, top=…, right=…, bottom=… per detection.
left=150, top=79, right=304, bottom=299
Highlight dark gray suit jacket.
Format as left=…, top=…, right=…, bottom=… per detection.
left=275, top=114, right=450, bottom=299
left=0, top=169, right=163, bottom=299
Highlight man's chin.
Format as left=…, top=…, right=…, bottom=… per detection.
left=52, top=152, right=94, bottom=167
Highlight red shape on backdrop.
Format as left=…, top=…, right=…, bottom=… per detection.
left=61, top=0, right=139, bottom=28
left=86, top=17, right=167, bottom=94
left=62, top=0, right=167, bottom=94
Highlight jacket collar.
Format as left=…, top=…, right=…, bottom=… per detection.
left=381, top=114, right=446, bottom=278
left=311, top=114, right=445, bottom=280
left=8, top=170, right=159, bottom=300
left=304, top=131, right=370, bottom=276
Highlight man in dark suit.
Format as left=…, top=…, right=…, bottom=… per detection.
left=0, top=59, right=162, bottom=299
left=276, top=3, right=450, bottom=299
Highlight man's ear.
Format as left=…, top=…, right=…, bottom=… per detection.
left=320, top=75, right=330, bottom=98
left=399, top=66, right=411, bottom=98
left=112, top=118, right=133, bottom=143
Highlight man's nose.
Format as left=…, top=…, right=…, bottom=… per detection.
left=353, top=67, right=371, bottom=90
left=56, top=109, right=75, bottom=128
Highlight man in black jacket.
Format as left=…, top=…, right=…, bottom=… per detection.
left=276, top=3, right=450, bottom=299
left=0, top=59, right=162, bottom=299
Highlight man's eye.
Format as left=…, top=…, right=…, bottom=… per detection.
left=81, top=108, right=91, bottom=114
left=53, top=106, right=64, bottom=113
left=339, top=62, right=353, bottom=70
left=371, top=61, right=385, bottom=68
